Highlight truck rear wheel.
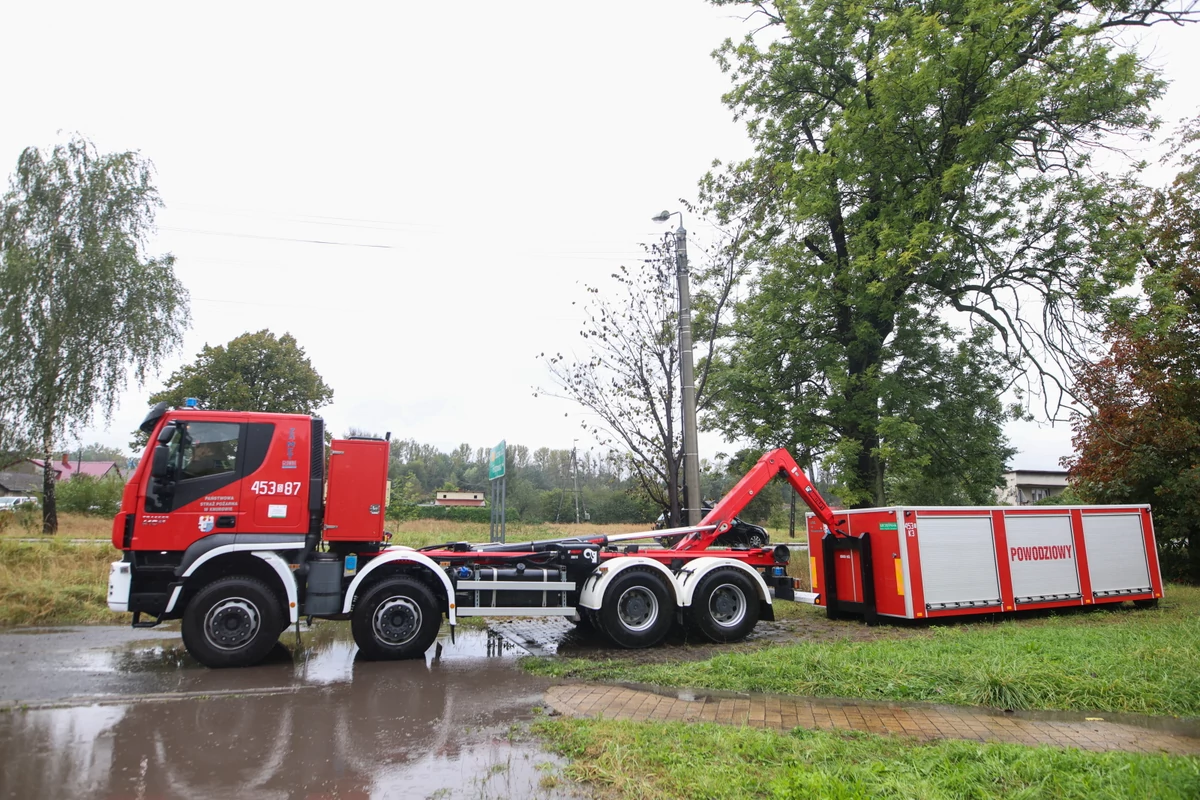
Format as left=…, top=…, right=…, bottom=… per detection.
left=597, top=568, right=675, bottom=648
left=352, top=576, right=441, bottom=660
left=182, top=576, right=283, bottom=668
left=686, top=569, right=760, bottom=643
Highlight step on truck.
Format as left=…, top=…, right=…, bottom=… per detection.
left=107, top=403, right=827, bottom=667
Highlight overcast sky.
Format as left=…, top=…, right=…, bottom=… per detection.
left=2, top=1, right=1196, bottom=471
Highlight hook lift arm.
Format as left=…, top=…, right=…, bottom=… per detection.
left=672, top=448, right=847, bottom=551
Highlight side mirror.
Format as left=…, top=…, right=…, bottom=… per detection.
left=151, top=445, right=170, bottom=479
left=157, top=424, right=176, bottom=444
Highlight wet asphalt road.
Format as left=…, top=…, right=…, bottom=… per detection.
left=0, top=624, right=588, bottom=800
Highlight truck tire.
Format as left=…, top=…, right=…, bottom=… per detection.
left=597, top=568, right=675, bottom=648
left=686, top=569, right=760, bottom=643
left=351, top=577, right=441, bottom=660
left=181, top=576, right=283, bottom=668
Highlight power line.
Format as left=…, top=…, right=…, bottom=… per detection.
left=159, top=226, right=393, bottom=249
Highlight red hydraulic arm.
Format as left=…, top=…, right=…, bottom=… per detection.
left=672, top=448, right=846, bottom=551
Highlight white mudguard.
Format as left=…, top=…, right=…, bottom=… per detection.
left=577, top=557, right=682, bottom=610
left=341, top=548, right=457, bottom=625
left=676, top=557, right=773, bottom=610
left=165, top=542, right=303, bottom=622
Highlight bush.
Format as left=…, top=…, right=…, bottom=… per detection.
left=411, top=505, right=495, bottom=523
left=54, top=475, right=124, bottom=516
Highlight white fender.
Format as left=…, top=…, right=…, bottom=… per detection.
left=252, top=551, right=301, bottom=624
left=676, top=557, right=773, bottom=609
left=166, top=541, right=304, bottom=616
left=577, top=557, right=682, bottom=610
left=341, top=548, right=457, bottom=625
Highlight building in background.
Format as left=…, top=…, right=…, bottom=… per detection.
left=433, top=491, right=486, bottom=507
left=0, top=454, right=125, bottom=496
left=998, top=470, right=1070, bottom=505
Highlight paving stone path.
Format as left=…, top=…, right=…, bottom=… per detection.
left=545, top=683, right=1200, bottom=756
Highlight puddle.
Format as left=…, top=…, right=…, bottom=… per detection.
left=0, top=626, right=586, bottom=799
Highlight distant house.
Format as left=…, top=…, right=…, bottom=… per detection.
left=433, top=491, right=486, bottom=508
left=5, top=454, right=125, bottom=484
left=998, top=470, right=1070, bottom=505
left=0, top=471, right=42, bottom=497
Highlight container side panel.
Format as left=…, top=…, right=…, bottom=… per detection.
left=914, top=516, right=1002, bottom=610
left=1069, top=508, right=1095, bottom=604
left=1003, top=514, right=1081, bottom=604
left=1082, top=514, right=1152, bottom=596
left=990, top=510, right=1015, bottom=611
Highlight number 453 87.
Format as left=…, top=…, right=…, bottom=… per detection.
left=250, top=481, right=302, bottom=496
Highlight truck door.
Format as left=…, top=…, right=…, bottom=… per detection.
left=141, top=419, right=247, bottom=551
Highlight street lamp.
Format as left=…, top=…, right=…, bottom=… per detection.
left=652, top=209, right=701, bottom=527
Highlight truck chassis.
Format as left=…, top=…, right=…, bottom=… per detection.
left=108, top=406, right=819, bottom=668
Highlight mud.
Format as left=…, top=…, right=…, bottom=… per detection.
left=0, top=626, right=587, bottom=800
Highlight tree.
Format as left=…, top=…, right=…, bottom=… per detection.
left=540, top=224, right=744, bottom=525
left=148, top=330, right=333, bottom=416
left=702, top=0, right=1196, bottom=506
left=0, top=136, right=188, bottom=532
left=1066, top=117, right=1200, bottom=583
left=76, top=441, right=129, bottom=463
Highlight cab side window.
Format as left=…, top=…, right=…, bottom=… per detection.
left=145, top=421, right=244, bottom=513
left=177, top=422, right=240, bottom=480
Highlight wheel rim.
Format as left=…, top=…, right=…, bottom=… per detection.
left=203, top=596, right=261, bottom=651
left=373, top=596, right=423, bottom=646
left=708, top=583, right=747, bottom=628
left=616, top=586, right=659, bottom=632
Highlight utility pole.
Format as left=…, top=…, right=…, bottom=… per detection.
left=653, top=210, right=701, bottom=527
left=572, top=441, right=581, bottom=524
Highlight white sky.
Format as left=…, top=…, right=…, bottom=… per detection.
left=2, top=1, right=1196, bottom=472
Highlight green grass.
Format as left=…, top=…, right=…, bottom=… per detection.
left=0, top=539, right=125, bottom=625
left=535, top=717, right=1200, bottom=800
left=525, top=585, right=1200, bottom=717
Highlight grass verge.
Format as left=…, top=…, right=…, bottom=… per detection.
left=0, top=539, right=124, bottom=625
left=525, top=585, right=1200, bottom=717
left=0, top=510, right=113, bottom=540
left=534, top=717, right=1200, bottom=800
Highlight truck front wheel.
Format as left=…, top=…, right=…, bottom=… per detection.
left=686, top=569, right=760, bottom=643
left=182, top=576, right=283, bottom=668
left=352, top=577, right=441, bottom=660
left=597, top=568, right=675, bottom=648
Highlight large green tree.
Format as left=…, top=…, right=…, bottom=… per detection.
left=1066, top=117, right=1200, bottom=583
left=148, top=329, right=333, bottom=416
left=702, top=0, right=1194, bottom=506
left=0, top=137, right=188, bottom=532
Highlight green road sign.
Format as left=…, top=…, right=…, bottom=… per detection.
left=489, top=440, right=506, bottom=480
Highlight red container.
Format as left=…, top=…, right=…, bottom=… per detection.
left=807, top=505, right=1163, bottom=620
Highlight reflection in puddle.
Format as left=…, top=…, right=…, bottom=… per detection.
left=0, top=627, right=581, bottom=799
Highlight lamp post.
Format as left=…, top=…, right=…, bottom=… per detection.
left=652, top=210, right=701, bottom=527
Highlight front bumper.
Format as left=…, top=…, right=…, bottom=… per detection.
left=107, top=560, right=131, bottom=612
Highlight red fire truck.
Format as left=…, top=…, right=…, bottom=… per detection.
left=107, top=405, right=825, bottom=667
left=107, top=402, right=1163, bottom=668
